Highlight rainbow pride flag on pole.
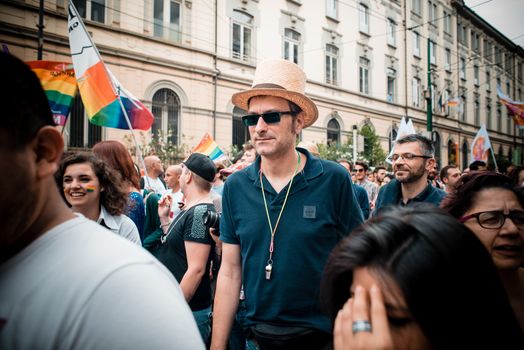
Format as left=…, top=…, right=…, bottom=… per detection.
left=26, top=61, right=77, bottom=126
left=67, top=1, right=153, bottom=130
left=192, top=133, right=227, bottom=161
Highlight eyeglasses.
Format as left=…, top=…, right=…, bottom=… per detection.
left=242, top=111, right=297, bottom=127
left=353, top=168, right=365, bottom=173
left=388, top=153, right=432, bottom=162
left=460, top=210, right=524, bottom=229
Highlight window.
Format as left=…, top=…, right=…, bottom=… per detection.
left=495, top=47, right=502, bottom=67
left=387, top=19, right=396, bottom=46
left=283, top=29, right=301, bottom=64
left=232, top=107, right=249, bottom=148
left=412, top=77, right=421, bottom=107
left=412, top=0, right=421, bottom=15
left=460, top=58, right=466, bottom=80
left=485, top=41, right=492, bottom=61
left=486, top=70, right=491, bottom=91
left=327, top=118, right=341, bottom=145
left=486, top=99, right=492, bottom=129
left=428, top=1, right=437, bottom=24
left=326, top=0, right=338, bottom=19
left=359, top=57, right=370, bottom=94
left=443, top=10, right=451, bottom=33
left=153, top=0, right=181, bottom=42
left=325, top=44, right=339, bottom=85
left=359, top=4, right=369, bottom=33
left=413, top=32, right=420, bottom=57
left=389, top=128, right=398, bottom=152
left=387, top=68, right=396, bottom=103
left=471, top=31, right=480, bottom=53
left=431, top=83, right=437, bottom=112
left=430, top=41, right=437, bottom=65
left=474, top=65, right=479, bottom=85
left=458, top=24, right=468, bottom=46
left=151, top=88, right=180, bottom=144
left=474, top=96, right=480, bottom=125
left=519, top=88, right=522, bottom=101
left=445, top=48, right=451, bottom=71
left=68, top=92, right=102, bottom=148
left=232, top=10, right=253, bottom=61
left=506, top=80, right=511, bottom=95
left=518, top=62, right=523, bottom=82
left=443, top=89, right=450, bottom=114
left=73, top=0, right=105, bottom=23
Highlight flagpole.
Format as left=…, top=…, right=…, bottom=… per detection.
left=115, top=87, right=151, bottom=189
left=490, top=147, right=499, bottom=172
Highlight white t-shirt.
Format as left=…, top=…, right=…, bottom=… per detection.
left=142, top=176, right=166, bottom=194
left=0, top=216, right=204, bottom=350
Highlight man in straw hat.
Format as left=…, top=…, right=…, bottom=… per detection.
left=211, top=59, right=364, bottom=349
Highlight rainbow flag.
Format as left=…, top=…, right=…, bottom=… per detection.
left=497, top=85, right=524, bottom=129
left=67, top=1, right=153, bottom=130
left=192, top=133, right=227, bottom=161
left=26, top=61, right=77, bottom=126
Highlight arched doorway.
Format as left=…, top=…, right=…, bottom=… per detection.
left=462, top=141, right=469, bottom=170
left=327, top=118, right=341, bottom=145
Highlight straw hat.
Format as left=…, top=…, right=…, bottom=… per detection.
left=232, top=59, right=318, bottom=128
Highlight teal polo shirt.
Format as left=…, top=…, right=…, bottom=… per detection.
left=220, top=148, right=364, bottom=333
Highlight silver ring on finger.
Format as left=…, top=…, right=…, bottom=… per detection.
left=352, top=320, right=372, bottom=334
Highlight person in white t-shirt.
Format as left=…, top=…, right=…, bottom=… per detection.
left=163, top=164, right=184, bottom=219
left=0, top=52, right=204, bottom=350
left=142, top=155, right=167, bottom=193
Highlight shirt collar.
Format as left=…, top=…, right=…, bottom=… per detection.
left=399, top=181, right=434, bottom=205
left=247, top=147, right=323, bottom=185
left=97, top=205, right=120, bottom=230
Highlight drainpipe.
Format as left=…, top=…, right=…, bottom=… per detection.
left=212, top=0, right=219, bottom=139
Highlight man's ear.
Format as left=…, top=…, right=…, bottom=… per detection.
left=33, top=126, right=64, bottom=180
left=425, top=158, right=436, bottom=173
left=294, top=111, right=306, bottom=134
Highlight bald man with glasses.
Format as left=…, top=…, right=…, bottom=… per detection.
left=373, top=134, right=446, bottom=216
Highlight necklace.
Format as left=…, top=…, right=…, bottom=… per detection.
left=161, top=210, right=187, bottom=244
left=260, top=150, right=301, bottom=280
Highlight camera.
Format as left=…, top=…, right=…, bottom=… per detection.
left=202, top=210, right=220, bottom=234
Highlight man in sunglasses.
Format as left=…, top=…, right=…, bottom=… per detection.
left=211, top=59, right=364, bottom=349
left=373, top=134, right=446, bottom=216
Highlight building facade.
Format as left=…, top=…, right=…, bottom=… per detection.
left=1, top=0, right=522, bottom=167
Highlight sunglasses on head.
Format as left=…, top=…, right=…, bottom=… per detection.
left=242, top=111, right=297, bottom=127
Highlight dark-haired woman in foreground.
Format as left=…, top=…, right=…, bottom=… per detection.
left=322, top=206, right=523, bottom=349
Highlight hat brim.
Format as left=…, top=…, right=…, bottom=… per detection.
left=232, top=88, right=318, bottom=128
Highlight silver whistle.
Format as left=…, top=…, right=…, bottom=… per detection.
left=265, top=264, right=272, bottom=280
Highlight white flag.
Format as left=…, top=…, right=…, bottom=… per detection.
left=386, top=117, right=417, bottom=164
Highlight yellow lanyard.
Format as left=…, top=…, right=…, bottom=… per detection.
left=260, top=151, right=300, bottom=280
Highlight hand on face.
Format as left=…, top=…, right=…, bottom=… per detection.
left=334, top=285, right=393, bottom=350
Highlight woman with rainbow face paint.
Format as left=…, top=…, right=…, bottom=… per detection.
left=57, top=152, right=141, bottom=245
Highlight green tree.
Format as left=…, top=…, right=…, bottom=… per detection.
left=359, top=124, right=387, bottom=166
left=124, top=128, right=188, bottom=166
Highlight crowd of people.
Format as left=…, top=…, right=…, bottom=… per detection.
left=1, top=52, right=524, bottom=349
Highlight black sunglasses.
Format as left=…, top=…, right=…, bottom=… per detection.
left=242, top=111, right=297, bottom=127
